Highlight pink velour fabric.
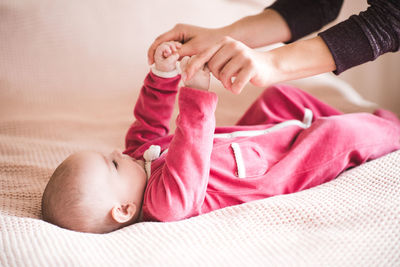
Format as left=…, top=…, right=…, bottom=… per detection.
left=124, top=72, right=400, bottom=222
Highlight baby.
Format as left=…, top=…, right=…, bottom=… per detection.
left=42, top=42, right=400, bottom=234
left=41, top=42, right=212, bottom=233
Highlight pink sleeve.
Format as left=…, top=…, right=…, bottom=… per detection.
left=124, top=71, right=181, bottom=155
left=144, top=87, right=218, bottom=222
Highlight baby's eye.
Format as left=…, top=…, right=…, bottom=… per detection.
left=112, top=160, right=119, bottom=169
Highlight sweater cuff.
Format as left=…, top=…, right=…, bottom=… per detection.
left=146, top=71, right=181, bottom=89
left=267, top=0, right=343, bottom=43
left=267, top=1, right=324, bottom=43
left=318, top=17, right=374, bottom=75
left=151, top=62, right=180, bottom=78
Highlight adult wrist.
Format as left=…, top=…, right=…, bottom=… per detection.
left=262, top=50, right=283, bottom=85
left=227, top=9, right=291, bottom=48
left=265, top=36, right=336, bottom=83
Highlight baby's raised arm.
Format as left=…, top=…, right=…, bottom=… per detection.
left=143, top=85, right=218, bottom=222
left=124, top=42, right=183, bottom=155
left=125, top=41, right=216, bottom=156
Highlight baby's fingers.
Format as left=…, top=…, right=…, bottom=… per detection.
left=184, top=41, right=223, bottom=81
left=162, top=42, right=182, bottom=58
left=163, top=46, right=173, bottom=57
left=168, top=53, right=180, bottom=62
left=148, top=30, right=180, bottom=64
left=168, top=41, right=182, bottom=53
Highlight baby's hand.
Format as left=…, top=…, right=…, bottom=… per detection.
left=154, top=41, right=182, bottom=72
left=180, top=56, right=210, bottom=91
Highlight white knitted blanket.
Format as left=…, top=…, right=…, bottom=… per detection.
left=1, top=0, right=399, bottom=265
left=1, top=87, right=399, bottom=267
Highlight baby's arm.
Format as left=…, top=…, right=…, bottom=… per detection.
left=143, top=86, right=218, bottom=222
left=140, top=58, right=217, bottom=222
left=124, top=42, right=182, bottom=155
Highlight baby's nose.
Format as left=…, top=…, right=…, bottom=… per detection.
left=111, top=149, right=123, bottom=158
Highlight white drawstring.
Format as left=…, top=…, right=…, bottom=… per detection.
left=143, top=145, right=161, bottom=179
left=303, top=108, right=313, bottom=128
left=214, top=108, right=313, bottom=139
left=231, top=143, right=246, bottom=178
left=151, top=62, right=181, bottom=78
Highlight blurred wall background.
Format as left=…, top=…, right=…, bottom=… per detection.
left=0, top=0, right=398, bottom=114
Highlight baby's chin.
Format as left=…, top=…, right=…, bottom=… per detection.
left=125, top=155, right=145, bottom=169
left=125, top=156, right=147, bottom=181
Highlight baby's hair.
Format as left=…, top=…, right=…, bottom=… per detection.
left=41, top=155, right=120, bottom=233
left=41, top=158, right=84, bottom=228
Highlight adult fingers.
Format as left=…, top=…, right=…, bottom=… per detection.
left=148, top=27, right=183, bottom=65
left=218, top=56, right=243, bottom=90
left=180, top=56, right=191, bottom=72
left=176, top=41, right=198, bottom=60
left=203, top=63, right=210, bottom=73
left=207, top=45, right=236, bottom=80
left=231, top=66, right=254, bottom=94
left=183, top=41, right=224, bottom=81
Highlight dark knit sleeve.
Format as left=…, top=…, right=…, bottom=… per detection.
left=267, top=0, right=344, bottom=42
left=318, top=0, right=400, bottom=74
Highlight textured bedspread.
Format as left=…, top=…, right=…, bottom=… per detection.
left=1, top=0, right=399, bottom=265
left=0, top=84, right=399, bottom=266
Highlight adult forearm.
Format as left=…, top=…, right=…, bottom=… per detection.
left=222, top=9, right=291, bottom=48
left=267, top=36, right=336, bottom=84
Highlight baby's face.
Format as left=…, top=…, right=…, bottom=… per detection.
left=70, top=150, right=147, bottom=211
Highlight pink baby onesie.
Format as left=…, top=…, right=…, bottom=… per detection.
left=123, top=71, right=400, bottom=222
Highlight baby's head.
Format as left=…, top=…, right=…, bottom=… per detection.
left=41, top=150, right=147, bottom=233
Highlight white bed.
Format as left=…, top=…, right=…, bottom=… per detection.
left=1, top=0, right=399, bottom=266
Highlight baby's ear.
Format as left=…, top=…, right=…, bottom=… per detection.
left=111, top=203, right=137, bottom=224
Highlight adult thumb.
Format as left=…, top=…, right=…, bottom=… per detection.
left=178, top=43, right=197, bottom=60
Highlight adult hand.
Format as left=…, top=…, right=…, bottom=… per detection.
left=183, top=36, right=275, bottom=94
left=184, top=36, right=336, bottom=94
left=147, top=24, right=227, bottom=65
left=148, top=11, right=334, bottom=95
left=147, top=9, right=292, bottom=67
left=148, top=24, right=274, bottom=94
left=180, top=56, right=210, bottom=91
